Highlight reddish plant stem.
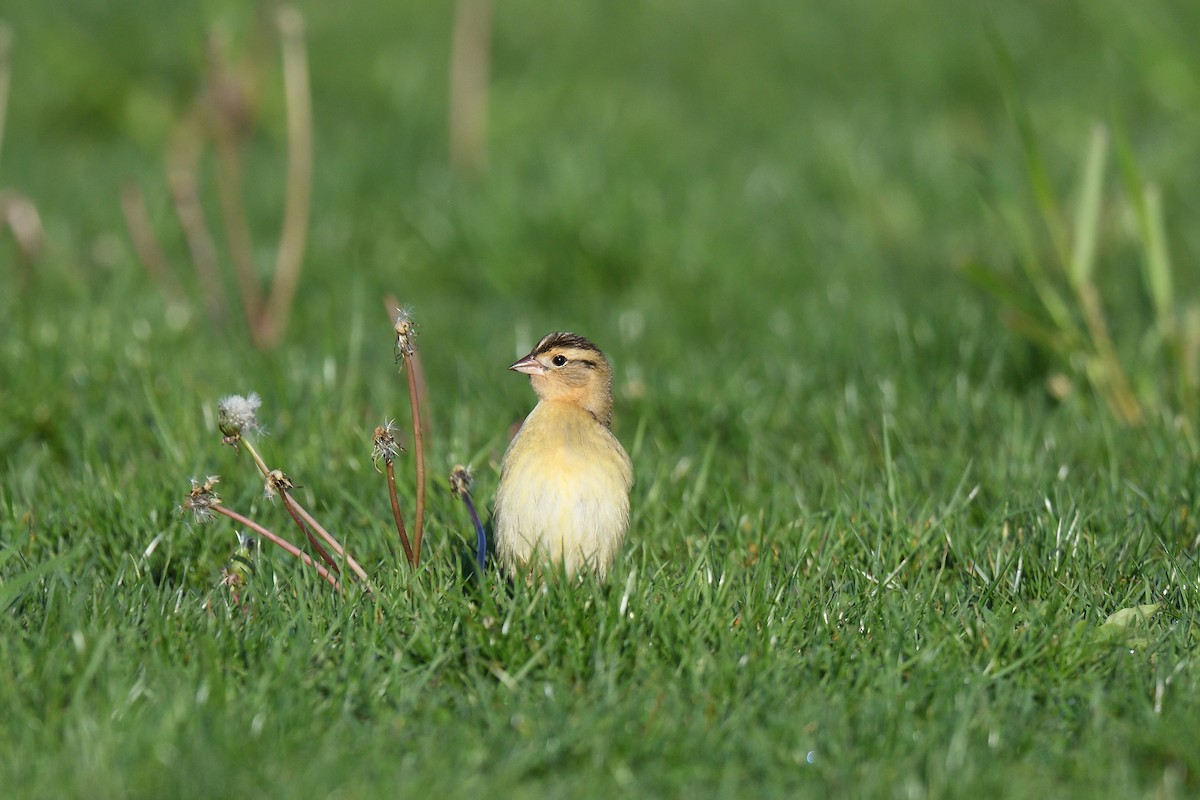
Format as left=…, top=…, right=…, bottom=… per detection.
left=402, top=349, right=427, bottom=565
left=386, top=460, right=415, bottom=568
left=281, top=491, right=374, bottom=592
left=279, top=494, right=341, bottom=575
left=213, top=504, right=342, bottom=592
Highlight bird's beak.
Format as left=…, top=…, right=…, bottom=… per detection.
left=508, top=354, right=547, bottom=375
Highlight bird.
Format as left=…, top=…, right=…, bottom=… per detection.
left=493, top=331, right=633, bottom=580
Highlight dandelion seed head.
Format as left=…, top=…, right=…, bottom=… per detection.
left=218, top=392, right=263, bottom=445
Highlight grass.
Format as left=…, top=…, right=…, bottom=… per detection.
left=2, top=0, right=1200, bottom=797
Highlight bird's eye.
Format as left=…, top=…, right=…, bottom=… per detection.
left=552, top=354, right=568, bottom=367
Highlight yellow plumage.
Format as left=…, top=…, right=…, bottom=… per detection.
left=494, top=332, right=633, bottom=580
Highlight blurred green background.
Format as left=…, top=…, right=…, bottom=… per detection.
left=5, top=0, right=1196, bottom=344
left=3, top=1, right=1200, bottom=796
left=4, top=0, right=1199, bottom=498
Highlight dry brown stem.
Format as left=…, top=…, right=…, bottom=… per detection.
left=214, top=504, right=343, bottom=592
left=206, top=31, right=264, bottom=336
left=120, top=182, right=184, bottom=305
left=448, top=0, right=492, bottom=178
left=386, top=459, right=416, bottom=568
left=167, top=118, right=228, bottom=327
left=259, top=6, right=313, bottom=348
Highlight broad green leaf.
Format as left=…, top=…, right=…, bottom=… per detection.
left=1094, top=604, right=1160, bottom=647
left=1102, top=604, right=1160, bottom=628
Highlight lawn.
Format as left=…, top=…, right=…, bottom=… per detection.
left=2, top=1, right=1199, bottom=797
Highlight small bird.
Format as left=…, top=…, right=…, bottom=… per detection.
left=494, top=331, right=633, bottom=580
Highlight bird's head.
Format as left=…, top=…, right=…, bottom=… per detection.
left=509, top=331, right=615, bottom=426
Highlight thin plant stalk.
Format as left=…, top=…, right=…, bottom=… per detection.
left=261, top=6, right=313, bottom=348
left=281, top=491, right=374, bottom=591
left=120, top=182, right=185, bottom=307
left=448, top=0, right=492, bottom=178
left=1183, top=307, right=1200, bottom=420
left=403, top=352, right=427, bottom=565
left=279, top=493, right=342, bottom=575
left=206, top=31, right=263, bottom=337
left=1067, top=125, right=1107, bottom=288
left=987, top=44, right=1148, bottom=426
left=239, top=437, right=371, bottom=590
left=386, top=460, right=416, bottom=567
left=211, top=130, right=260, bottom=327
left=213, top=504, right=342, bottom=591
left=372, top=422, right=414, bottom=568
left=388, top=301, right=428, bottom=566
left=989, top=26, right=1069, bottom=266
left=450, top=466, right=485, bottom=572
left=469, top=496, right=485, bottom=572
left=1077, top=282, right=1142, bottom=425
left=0, top=24, right=11, bottom=175
left=240, top=438, right=273, bottom=479
left=462, top=490, right=486, bottom=572
left=1141, top=185, right=1174, bottom=334
left=1064, top=125, right=1141, bottom=425
left=1114, top=123, right=1175, bottom=336
left=1, top=190, right=45, bottom=266
left=166, top=123, right=227, bottom=328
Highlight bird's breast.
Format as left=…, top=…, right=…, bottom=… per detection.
left=495, top=401, right=633, bottom=577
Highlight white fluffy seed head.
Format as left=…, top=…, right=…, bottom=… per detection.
left=217, top=392, right=263, bottom=438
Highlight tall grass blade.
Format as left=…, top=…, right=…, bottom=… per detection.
left=1112, top=121, right=1174, bottom=334
left=1000, top=204, right=1079, bottom=343
left=989, top=26, right=1069, bottom=268
left=1141, top=184, right=1174, bottom=331
left=0, top=549, right=82, bottom=613
left=1068, top=125, right=1107, bottom=289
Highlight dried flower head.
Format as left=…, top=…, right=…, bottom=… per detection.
left=449, top=464, right=474, bottom=497
left=393, top=307, right=417, bottom=360
left=449, top=465, right=487, bottom=572
left=217, top=392, right=264, bottom=446
left=263, top=469, right=295, bottom=501
left=181, top=476, right=222, bottom=523
left=371, top=419, right=403, bottom=468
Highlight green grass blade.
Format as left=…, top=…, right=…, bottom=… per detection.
left=961, top=260, right=1050, bottom=326
left=1002, top=308, right=1071, bottom=353
left=1113, top=120, right=1174, bottom=334
left=1068, top=125, right=1108, bottom=289
left=1141, top=184, right=1174, bottom=329
left=988, top=24, right=1070, bottom=268
left=0, top=548, right=82, bottom=613
left=1000, top=204, right=1080, bottom=343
